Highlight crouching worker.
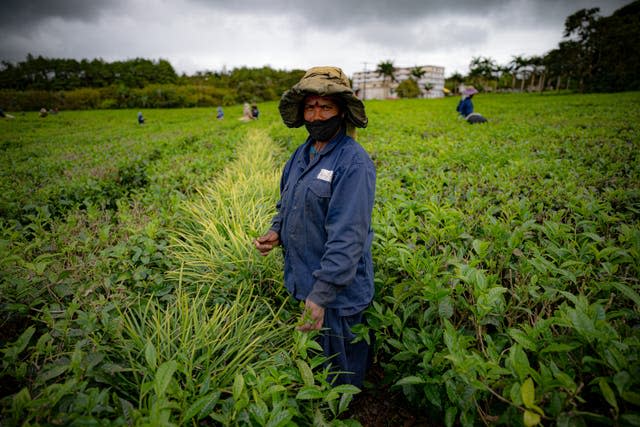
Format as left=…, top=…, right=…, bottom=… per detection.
left=254, top=66, right=376, bottom=388
left=456, top=86, right=488, bottom=124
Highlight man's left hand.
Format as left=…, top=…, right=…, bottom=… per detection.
left=297, top=299, right=324, bottom=331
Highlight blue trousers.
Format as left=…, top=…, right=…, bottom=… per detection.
left=318, top=308, right=370, bottom=388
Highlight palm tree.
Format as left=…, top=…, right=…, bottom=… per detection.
left=510, top=55, right=530, bottom=91
left=527, top=55, right=544, bottom=91
left=423, top=82, right=434, bottom=96
left=468, top=56, right=499, bottom=91
left=410, top=66, right=427, bottom=97
left=410, top=66, right=426, bottom=81
left=376, top=60, right=396, bottom=98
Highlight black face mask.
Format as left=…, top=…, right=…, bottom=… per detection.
left=304, top=115, right=343, bottom=142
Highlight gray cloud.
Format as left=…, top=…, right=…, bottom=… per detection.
left=0, top=0, right=632, bottom=75
left=188, top=0, right=625, bottom=28
left=0, top=0, right=125, bottom=29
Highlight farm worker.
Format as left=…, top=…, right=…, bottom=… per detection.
left=137, top=111, right=145, bottom=124
left=241, top=102, right=253, bottom=121
left=456, top=86, right=477, bottom=117
left=254, top=66, right=375, bottom=388
left=456, top=86, right=487, bottom=124
left=216, top=106, right=224, bottom=120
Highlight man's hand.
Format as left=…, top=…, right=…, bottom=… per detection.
left=297, top=299, right=325, bottom=331
left=254, top=230, right=280, bottom=256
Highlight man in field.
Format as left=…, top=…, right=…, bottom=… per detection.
left=254, top=66, right=376, bottom=388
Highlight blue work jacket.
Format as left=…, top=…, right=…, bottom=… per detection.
left=270, top=129, right=376, bottom=316
left=456, top=97, right=474, bottom=117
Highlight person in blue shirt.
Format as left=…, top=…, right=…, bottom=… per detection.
left=456, top=86, right=477, bottom=117
left=216, top=106, right=224, bottom=120
left=254, top=66, right=375, bottom=387
left=456, top=86, right=487, bottom=124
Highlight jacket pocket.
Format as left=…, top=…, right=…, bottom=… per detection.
left=308, top=179, right=331, bottom=198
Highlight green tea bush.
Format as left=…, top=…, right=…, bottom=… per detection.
left=357, top=93, right=640, bottom=426
left=1, top=93, right=639, bottom=426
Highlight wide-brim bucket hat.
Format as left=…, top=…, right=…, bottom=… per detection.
left=279, top=66, right=368, bottom=129
left=463, top=86, right=478, bottom=96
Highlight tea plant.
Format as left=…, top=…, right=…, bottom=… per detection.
left=358, top=92, right=640, bottom=426
left=1, top=93, right=639, bottom=425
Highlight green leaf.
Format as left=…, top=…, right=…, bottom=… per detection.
left=37, top=364, right=69, bottom=384
left=620, top=414, right=640, bottom=426
left=183, top=392, right=220, bottom=422
left=296, top=386, right=324, bottom=400
left=509, top=344, right=531, bottom=381
left=395, top=376, right=426, bottom=386
left=613, top=371, right=630, bottom=395
left=119, top=398, right=135, bottom=425
left=11, top=387, right=31, bottom=414
left=508, top=328, right=538, bottom=352
left=523, top=409, right=541, bottom=426
left=331, top=384, right=360, bottom=395
left=521, top=378, right=535, bottom=409
left=622, top=390, right=640, bottom=406
left=265, top=407, right=293, bottom=427
left=610, top=281, right=640, bottom=308
left=567, top=308, right=597, bottom=340
left=438, top=297, right=454, bottom=319
left=445, top=406, right=458, bottom=427
left=154, top=360, right=177, bottom=396
left=338, top=392, right=353, bottom=414
left=295, top=359, right=315, bottom=386
left=7, top=326, right=35, bottom=359
left=598, top=378, right=618, bottom=412
left=232, top=373, right=245, bottom=401
left=250, top=397, right=269, bottom=424
left=540, top=342, right=580, bottom=354
left=144, top=340, right=157, bottom=370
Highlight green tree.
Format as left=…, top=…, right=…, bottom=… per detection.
left=590, top=0, right=640, bottom=91
left=446, top=72, right=464, bottom=93
left=376, top=60, right=396, bottom=98
left=509, top=55, right=531, bottom=91
left=468, top=56, right=497, bottom=90
left=396, top=78, right=420, bottom=98
left=563, top=7, right=600, bottom=91
left=423, top=82, right=434, bottom=96
left=410, top=66, right=425, bottom=81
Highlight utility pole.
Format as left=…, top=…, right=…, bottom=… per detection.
left=362, top=62, right=368, bottom=100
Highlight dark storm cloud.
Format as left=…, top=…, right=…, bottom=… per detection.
left=190, top=0, right=512, bottom=26
left=0, top=0, right=125, bottom=29
left=0, top=0, right=632, bottom=75
left=188, top=0, right=626, bottom=28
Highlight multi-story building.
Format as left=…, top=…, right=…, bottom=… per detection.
left=352, top=65, right=445, bottom=100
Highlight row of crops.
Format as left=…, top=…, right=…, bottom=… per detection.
left=1, top=92, right=639, bottom=426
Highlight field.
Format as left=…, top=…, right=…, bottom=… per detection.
left=1, top=92, right=639, bottom=426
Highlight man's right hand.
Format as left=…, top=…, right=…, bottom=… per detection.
left=253, top=230, right=280, bottom=256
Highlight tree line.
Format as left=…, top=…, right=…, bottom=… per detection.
left=0, top=57, right=305, bottom=111
left=445, top=1, right=639, bottom=93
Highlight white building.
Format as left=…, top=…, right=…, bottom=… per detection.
left=352, top=65, right=445, bottom=100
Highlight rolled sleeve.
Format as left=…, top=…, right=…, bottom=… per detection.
left=307, top=280, right=338, bottom=307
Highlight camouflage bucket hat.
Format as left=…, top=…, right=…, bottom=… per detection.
left=278, top=66, right=368, bottom=129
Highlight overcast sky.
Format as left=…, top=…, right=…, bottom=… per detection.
left=0, top=0, right=631, bottom=78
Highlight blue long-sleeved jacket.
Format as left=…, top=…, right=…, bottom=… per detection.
left=270, top=129, right=376, bottom=316
left=456, top=97, right=474, bottom=117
